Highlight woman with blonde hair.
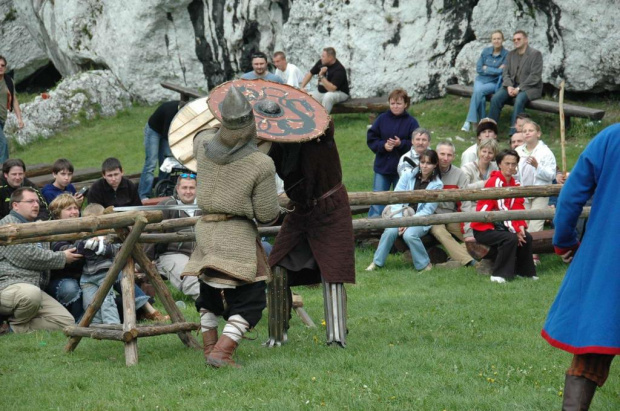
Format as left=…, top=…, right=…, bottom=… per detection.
left=461, top=31, right=508, bottom=132
left=461, top=138, right=499, bottom=241
left=46, top=194, right=84, bottom=320
left=515, top=120, right=556, bottom=265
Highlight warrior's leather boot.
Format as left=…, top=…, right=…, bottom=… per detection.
left=202, top=329, right=218, bottom=359
left=562, top=375, right=597, bottom=411
left=207, top=335, right=241, bottom=368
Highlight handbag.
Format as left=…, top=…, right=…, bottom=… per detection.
left=381, top=205, right=416, bottom=219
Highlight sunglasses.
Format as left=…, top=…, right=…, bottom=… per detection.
left=180, top=173, right=197, bottom=179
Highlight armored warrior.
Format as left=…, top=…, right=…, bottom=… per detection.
left=182, top=86, right=280, bottom=368
left=267, top=120, right=356, bottom=347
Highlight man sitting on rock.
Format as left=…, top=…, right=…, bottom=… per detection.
left=0, top=158, right=49, bottom=220
left=300, top=47, right=350, bottom=113
left=240, top=52, right=283, bottom=83
left=152, top=173, right=201, bottom=300
left=87, top=157, right=141, bottom=208
left=432, top=141, right=475, bottom=269
left=0, top=187, right=82, bottom=333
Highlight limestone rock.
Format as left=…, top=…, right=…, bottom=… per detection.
left=3, top=0, right=619, bottom=106
left=0, top=0, right=48, bottom=82
left=3, top=70, right=131, bottom=145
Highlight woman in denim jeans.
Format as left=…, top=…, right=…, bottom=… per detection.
left=366, top=150, right=443, bottom=272
left=462, top=31, right=508, bottom=132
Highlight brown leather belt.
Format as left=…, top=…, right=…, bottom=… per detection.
left=201, top=214, right=246, bottom=222
left=312, top=183, right=343, bottom=206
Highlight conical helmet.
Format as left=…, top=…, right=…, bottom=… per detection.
left=220, top=86, right=254, bottom=130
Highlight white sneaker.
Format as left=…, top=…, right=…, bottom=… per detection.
left=490, top=276, right=506, bottom=284
left=461, top=121, right=471, bottom=132
left=365, top=263, right=377, bottom=271
left=531, top=276, right=539, bottom=281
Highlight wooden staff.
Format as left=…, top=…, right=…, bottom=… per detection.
left=559, top=80, right=567, bottom=175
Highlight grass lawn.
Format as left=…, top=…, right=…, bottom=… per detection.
left=1, top=94, right=619, bottom=410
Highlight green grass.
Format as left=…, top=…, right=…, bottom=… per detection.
left=2, top=256, right=619, bottom=409
left=1, top=95, right=619, bottom=410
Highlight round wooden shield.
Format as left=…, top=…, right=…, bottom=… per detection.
left=168, top=97, right=220, bottom=172
left=208, top=79, right=330, bottom=143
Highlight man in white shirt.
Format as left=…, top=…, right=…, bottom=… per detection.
left=273, top=51, right=304, bottom=88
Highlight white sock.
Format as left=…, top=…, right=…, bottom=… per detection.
left=200, top=309, right=218, bottom=332
left=222, top=314, right=249, bottom=343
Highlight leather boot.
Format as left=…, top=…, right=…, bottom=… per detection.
left=202, top=329, right=218, bottom=359
left=207, top=335, right=241, bottom=368
left=562, top=374, right=597, bottom=411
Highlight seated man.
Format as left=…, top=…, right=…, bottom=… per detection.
left=0, top=158, right=49, bottom=220
left=460, top=118, right=498, bottom=166
left=0, top=187, right=82, bottom=333
left=489, top=30, right=543, bottom=135
left=273, top=51, right=304, bottom=88
left=396, top=128, right=432, bottom=176
left=153, top=174, right=201, bottom=300
left=87, top=157, right=142, bottom=208
left=138, top=101, right=180, bottom=200
left=240, top=52, right=283, bottom=83
left=431, top=141, right=475, bottom=268
left=300, top=47, right=349, bottom=113
left=508, top=112, right=530, bottom=148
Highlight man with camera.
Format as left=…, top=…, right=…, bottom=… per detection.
left=300, top=47, right=350, bottom=113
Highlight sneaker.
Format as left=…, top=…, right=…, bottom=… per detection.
left=365, top=263, right=377, bottom=271
left=461, top=121, right=471, bottom=132
left=490, top=276, right=506, bottom=284
left=531, top=276, right=540, bottom=281
left=421, top=263, right=433, bottom=272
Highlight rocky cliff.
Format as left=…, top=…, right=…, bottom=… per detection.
left=3, top=0, right=619, bottom=103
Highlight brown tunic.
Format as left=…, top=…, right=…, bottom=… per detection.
left=268, top=122, right=355, bottom=285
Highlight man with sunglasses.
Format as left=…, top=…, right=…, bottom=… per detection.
left=489, top=30, right=543, bottom=136
left=240, top=52, right=283, bottom=83
left=151, top=173, right=202, bottom=300
left=0, top=187, right=82, bottom=334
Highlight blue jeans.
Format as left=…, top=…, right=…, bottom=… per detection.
left=138, top=123, right=173, bottom=199
left=81, top=273, right=121, bottom=324
left=368, top=173, right=400, bottom=218
left=489, top=88, right=530, bottom=135
left=466, top=80, right=497, bottom=123
left=373, top=225, right=431, bottom=270
left=0, top=121, right=8, bottom=165
left=45, top=278, right=83, bottom=322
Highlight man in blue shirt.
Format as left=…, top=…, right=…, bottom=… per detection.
left=240, top=52, right=283, bottom=83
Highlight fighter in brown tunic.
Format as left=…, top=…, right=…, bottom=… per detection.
left=268, top=121, right=355, bottom=347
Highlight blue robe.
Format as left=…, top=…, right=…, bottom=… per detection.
left=542, top=123, right=620, bottom=355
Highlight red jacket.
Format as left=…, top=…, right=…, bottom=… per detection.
left=471, top=170, right=527, bottom=233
